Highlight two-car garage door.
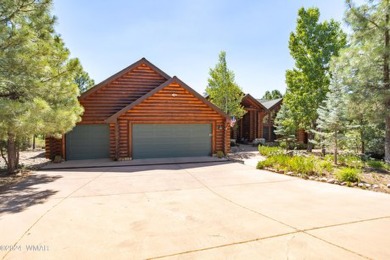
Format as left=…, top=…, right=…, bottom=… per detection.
left=132, top=124, right=212, bottom=159
left=65, top=124, right=212, bottom=160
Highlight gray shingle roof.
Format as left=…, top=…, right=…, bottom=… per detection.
left=257, top=98, right=282, bottom=110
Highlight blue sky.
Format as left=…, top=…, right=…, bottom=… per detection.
left=53, top=0, right=348, bottom=97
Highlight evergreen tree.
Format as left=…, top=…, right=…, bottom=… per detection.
left=206, top=51, right=246, bottom=119
left=342, top=0, right=390, bottom=162
left=274, top=104, right=297, bottom=149
left=0, top=0, right=83, bottom=173
left=315, top=68, right=351, bottom=164
left=75, top=70, right=95, bottom=94
left=262, top=90, right=283, bottom=100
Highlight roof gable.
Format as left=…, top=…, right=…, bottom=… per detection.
left=79, top=58, right=171, bottom=100
left=242, top=94, right=267, bottom=110
left=106, top=76, right=228, bottom=123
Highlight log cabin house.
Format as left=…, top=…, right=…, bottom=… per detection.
left=234, top=96, right=282, bottom=143
left=234, top=96, right=307, bottom=144
left=46, top=58, right=230, bottom=160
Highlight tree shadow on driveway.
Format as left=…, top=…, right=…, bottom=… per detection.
left=0, top=174, right=62, bottom=215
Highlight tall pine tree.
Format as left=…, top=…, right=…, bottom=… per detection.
left=0, top=0, right=84, bottom=173
left=342, top=0, right=390, bottom=163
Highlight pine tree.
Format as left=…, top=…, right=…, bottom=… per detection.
left=315, top=69, right=351, bottom=164
left=342, top=0, right=390, bottom=163
left=75, top=70, right=95, bottom=93
left=0, top=0, right=83, bottom=173
left=262, top=90, right=283, bottom=100
left=274, top=104, right=297, bottom=149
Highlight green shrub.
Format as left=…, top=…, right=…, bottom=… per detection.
left=285, top=156, right=315, bottom=175
left=216, top=151, right=224, bottom=158
left=314, top=160, right=333, bottom=175
left=258, top=146, right=284, bottom=156
left=367, top=160, right=385, bottom=170
left=257, top=154, right=316, bottom=175
left=338, top=154, right=364, bottom=168
left=256, top=155, right=289, bottom=170
left=257, top=161, right=267, bottom=169
left=335, top=167, right=361, bottom=183
left=324, top=154, right=334, bottom=162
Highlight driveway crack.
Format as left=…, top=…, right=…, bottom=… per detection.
left=180, top=167, right=373, bottom=260
left=2, top=170, right=107, bottom=260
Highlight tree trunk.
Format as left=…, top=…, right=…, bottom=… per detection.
left=306, top=132, right=313, bottom=152
left=384, top=11, right=390, bottom=163
left=385, top=116, right=390, bottom=163
left=334, top=131, right=338, bottom=165
left=7, top=133, right=18, bottom=174
left=32, top=135, right=36, bottom=150
left=360, top=128, right=365, bottom=154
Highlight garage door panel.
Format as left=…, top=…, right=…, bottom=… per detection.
left=132, top=124, right=211, bottom=159
left=66, top=124, right=110, bottom=160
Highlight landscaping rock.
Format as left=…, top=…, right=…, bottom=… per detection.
left=327, top=178, right=336, bottom=184
left=365, top=183, right=371, bottom=188
left=334, top=181, right=339, bottom=185
left=352, top=182, right=358, bottom=187
left=341, top=182, right=347, bottom=186
left=319, top=177, right=327, bottom=182
left=286, top=171, right=293, bottom=176
left=309, top=176, right=316, bottom=180
left=387, top=184, right=390, bottom=189
left=358, top=183, right=364, bottom=187
left=278, top=170, right=285, bottom=174
left=373, top=184, right=379, bottom=189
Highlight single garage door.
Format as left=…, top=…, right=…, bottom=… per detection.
left=132, top=124, right=212, bottom=159
left=66, top=124, right=110, bottom=160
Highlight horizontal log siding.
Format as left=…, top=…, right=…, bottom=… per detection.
left=117, top=82, right=228, bottom=158
left=109, top=124, right=116, bottom=159
left=45, top=137, right=63, bottom=160
left=80, top=64, right=167, bottom=124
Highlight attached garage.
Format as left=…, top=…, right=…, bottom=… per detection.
left=45, top=58, right=230, bottom=161
left=132, top=124, right=212, bottom=159
left=65, top=125, right=110, bottom=160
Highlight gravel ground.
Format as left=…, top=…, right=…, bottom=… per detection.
left=0, top=149, right=49, bottom=189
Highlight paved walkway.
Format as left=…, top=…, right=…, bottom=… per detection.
left=1, top=161, right=390, bottom=259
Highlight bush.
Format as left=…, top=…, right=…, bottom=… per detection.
left=367, top=160, right=383, bottom=169
left=286, top=156, right=315, bottom=175
left=216, top=151, right=224, bottom=158
left=257, top=154, right=317, bottom=175
left=335, top=167, right=361, bottom=183
left=367, top=160, right=390, bottom=171
left=338, top=154, right=364, bottom=168
left=314, top=160, right=333, bottom=175
left=258, top=146, right=284, bottom=156
left=324, top=154, right=334, bottom=162
left=256, top=155, right=289, bottom=170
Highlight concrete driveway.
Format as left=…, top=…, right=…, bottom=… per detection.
left=1, top=161, right=390, bottom=259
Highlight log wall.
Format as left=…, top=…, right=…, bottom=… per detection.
left=80, top=63, right=167, bottom=124
left=116, top=82, right=228, bottom=158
